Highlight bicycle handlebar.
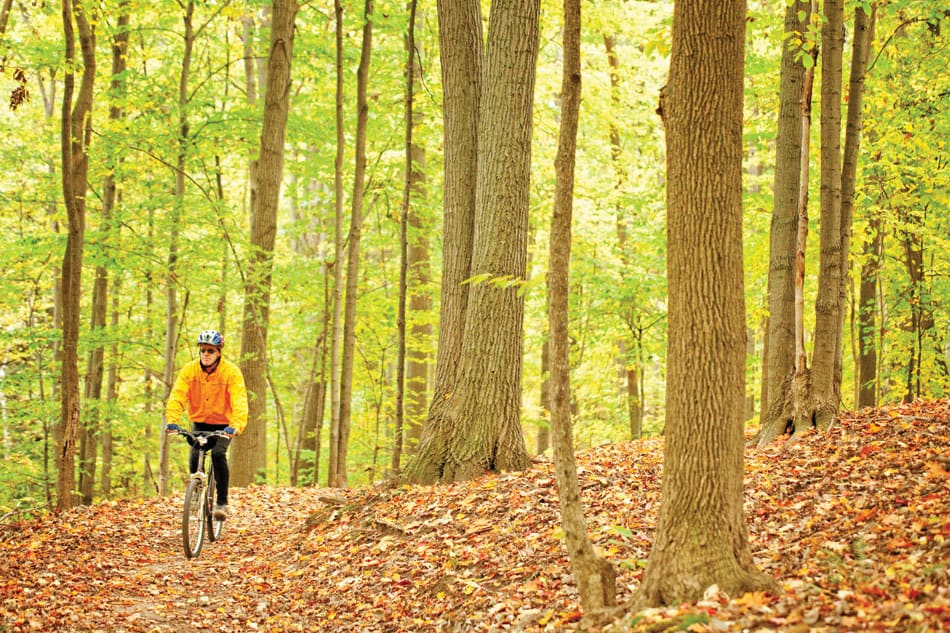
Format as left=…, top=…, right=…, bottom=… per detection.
left=165, top=426, right=234, bottom=446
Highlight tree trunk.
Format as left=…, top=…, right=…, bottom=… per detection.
left=79, top=255, right=105, bottom=504
left=233, top=0, right=298, bottom=486
left=56, top=0, right=95, bottom=511
left=637, top=0, right=774, bottom=604
left=393, top=0, right=419, bottom=476
left=333, top=0, right=373, bottom=488
left=536, top=336, right=551, bottom=454
left=857, top=210, right=882, bottom=408
left=414, top=0, right=538, bottom=483
left=548, top=0, right=616, bottom=612
left=405, top=202, right=432, bottom=455
left=835, top=4, right=874, bottom=404
left=901, top=214, right=925, bottom=401
left=102, top=276, right=121, bottom=498
left=158, top=0, right=194, bottom=497
left=403, top=0, right=482, bottom=484
left=78, top=4, right=129, bottom=505
left=810, top=0, right=845, bottom=429
left=102, top=5, right=129, bottom=501
left=758, top=0, right=808, bottom=444
left=327, top=0, right=346, bottom=488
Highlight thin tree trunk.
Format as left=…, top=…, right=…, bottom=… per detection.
left=790, top=3, right=817, bottom=433
left=836, top=4, right=874, bottom=402
left=334, top=0, right=373, bottom=488
left=158, top=0, right=195, bottom=497
left=102, top=276, right=120, bottom=498
left=56, top=0, right=95, bottom=510
left=328, top=0, right=345, bottom=488
left=548, top=0, right=616, bottom=611
left=536, top=336, right=551, bottom=454
left=100, top=6, right=130, bottom=501
left=78, top=3, right=129, bottom=505
left=393, top=0, right=419, bottom=476
left=857, top=209, right=882, bottom=407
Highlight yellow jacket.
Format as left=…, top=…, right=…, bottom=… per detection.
left=165, top=357, right=249, bottom=434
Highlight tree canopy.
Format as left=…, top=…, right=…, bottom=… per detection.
left=0, top=0, right=946, bottom=512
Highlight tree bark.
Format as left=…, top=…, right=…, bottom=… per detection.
left=415, top=0, right=538, bottom=483
left=78, top=2, right=130, bottom=505
left=56, top=0, right=95, bottom=510
left=836, top=4, right=874, bottom=405
left=758, top=0, right=808, bottom=444
left=327, top=0, right=346, bottom=488
left=810, top=0, right=845, bottom=429
left=548, top=0, right=616, bottom=612
left=158, top=0, right=194, bottom=497
left=333, top=0, right=373, bottom=488
left=403, top=0, right=482, bottom=484
left=637, top=0, right=774, bottom=604
left=857, top=210, right=882, bottom=408
left=233, top=0, right=298, bottom=486
left=393, top=0, right=417, bottom=475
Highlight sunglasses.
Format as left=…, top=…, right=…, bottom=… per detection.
left=199, top=347, right=219, bottom=354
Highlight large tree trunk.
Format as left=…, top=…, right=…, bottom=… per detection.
left=810, top=0, right=845, bottom=429
left=56, top=0, right=95, bottom=511
left=758, top=0, right=808, bottom=443
left=548, top=0, right=616, bottom=612
left=403, top=0, right=482, bottom=484
left=233, top=0, right=298, bottom=486
left=332, top=0, right=373, bottom=488
left=637, top=0, right=774, bottom=604
left=412, top=0, right=538, bottom=483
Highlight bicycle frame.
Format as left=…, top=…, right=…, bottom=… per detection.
left=169, top=429, right=230, bottom=558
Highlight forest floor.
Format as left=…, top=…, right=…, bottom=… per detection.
left=1, top=400, right=947, bottom=633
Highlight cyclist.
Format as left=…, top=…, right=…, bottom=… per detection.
left=165, top=329, right=248, bottom=520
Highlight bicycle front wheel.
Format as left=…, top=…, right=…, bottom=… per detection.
left=182, top=478, right=206, bottom=558
left=206, top=465, right=224, bottom=542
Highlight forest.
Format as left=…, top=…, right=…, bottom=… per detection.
left=0, top=0, right=948, bottom=626
left=0, top=0, right=948, bottom=603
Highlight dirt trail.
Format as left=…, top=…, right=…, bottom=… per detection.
left=4, top=487, right=327, bottom=633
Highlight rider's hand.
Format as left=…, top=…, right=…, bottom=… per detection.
left=224, top=426, right=237, bottom=437
left=165, top=423, right=181, bottom=434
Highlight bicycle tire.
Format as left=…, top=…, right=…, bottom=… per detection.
left=206, top=463, right=224, bottom=542
left=182, top=477, right=206, bottom=558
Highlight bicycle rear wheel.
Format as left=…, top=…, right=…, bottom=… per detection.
left=182, top=478, right=206, bottom=558
left=206, top=464, right=224, bottom=542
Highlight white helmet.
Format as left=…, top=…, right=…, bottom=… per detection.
left=196, top=329, right=224, bottom=348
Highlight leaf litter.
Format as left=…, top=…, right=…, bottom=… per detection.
left=0, top=399, right=947, bottom=632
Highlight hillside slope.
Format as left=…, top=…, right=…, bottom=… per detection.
left=1, top=400, right=947, bottom=632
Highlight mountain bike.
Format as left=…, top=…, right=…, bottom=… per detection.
left=166, top=426, right=231, bottom=558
